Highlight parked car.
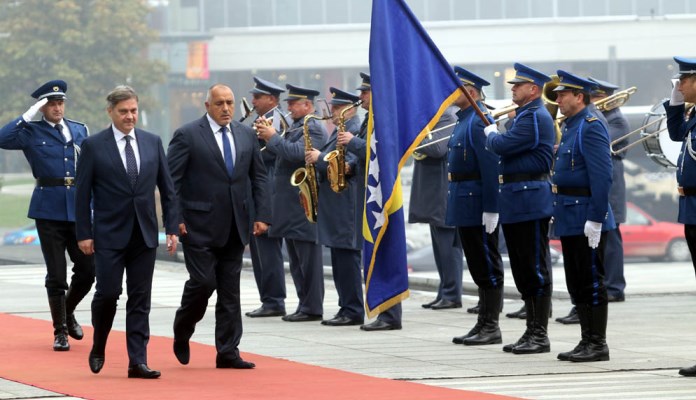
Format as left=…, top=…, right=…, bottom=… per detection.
left=549, top=202, right=689, bottom=262
left=2, top=224, right=39, bottom=245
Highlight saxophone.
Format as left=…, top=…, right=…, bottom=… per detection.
left=290, top=114, right=326, bottom=223
left=323, top=100, right=362, bottom=192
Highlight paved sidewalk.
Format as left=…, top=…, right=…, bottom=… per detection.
left=1, top=247, right=696, bottom=399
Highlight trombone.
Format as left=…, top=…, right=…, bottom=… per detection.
left=610, top=102, right=694, bottom=155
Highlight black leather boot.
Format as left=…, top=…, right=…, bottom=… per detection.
left=464, top=287, right=502, bottom=345
left=512, top=296, right=551, bottom=354
left=558, top=304, right=590, bottom=360
left=65, top=284, right=89, bottom=340
left=48, top=296, right=69, bottom=351
left=555, top=306, right=580, bottom=324
left=505, top=304, right=526, bottom=319
left=569, top=304, right=609, bottom=362
left=454, top=288, right=484, bottom=344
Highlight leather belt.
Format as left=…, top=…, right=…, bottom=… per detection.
left=552, top=185, right=591, bottom=196
left=36, top=177, right=75, bottom=187
left=678, top=186, right=696, bottom=196
left=498, top=173, right=548, bottom=184
left=448, top=172, right=481, bottom=182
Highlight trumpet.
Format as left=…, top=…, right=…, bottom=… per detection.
left=255, top=108, right=291, bottom=151
left=324, top=100, right=362, bottom=193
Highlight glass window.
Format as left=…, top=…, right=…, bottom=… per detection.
left=530, top=0, right=553, bottom=18
left=299, top=0, right=324, bottom=25
left=557, top=1, right=579, bottom=17
left=203, top=1, right=225, bottom=30
left=581, top=0, right=608, bottom=16
left=348, top=0, right=371, bottom=23
left=427, top=0, right=453, bottom=21
left=250, top=0, right=273, bottom=26
left=452, top=0, right=478, bottom=20
left=690, top=0, right=696, bottom=13
left=406, top=0, right=427, bottom=20
left=636, top=0, right=661, bottom=16
left=276, top=0, right=299, bottom=26
left=608, top=0, right=633, bottom=15
left=479, top=0, right=503, bottom=19
left=503, top=0, right=528, bottom=19
left=663, top=0, right=686, bottom=14
left=326, top=1, right=349, bottom=24
left=228, top=0, right=249, bottom=27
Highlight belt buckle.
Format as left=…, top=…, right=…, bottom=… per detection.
left=498, top=175, right=503, bottom=184
left=447, top=173, right=452, bottom=182
left=679, top=186, right=685, bottom=196
left=552, top=184, right=558, bottom=194
left=64, top=177, right=75, bottom=186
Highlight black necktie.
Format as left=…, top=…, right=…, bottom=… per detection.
left=124, top=135, right=138, bottom=187
left=55, top=123, right=64, bottom=140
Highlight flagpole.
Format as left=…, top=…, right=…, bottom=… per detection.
left=458, top=85, right=491, bottom=126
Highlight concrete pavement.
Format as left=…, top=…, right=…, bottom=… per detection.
left=1, top=246, right=696, bottom=399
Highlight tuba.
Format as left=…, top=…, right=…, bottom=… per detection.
left=290, top=114, right=328, bottom=223
left=324, top=100, right=362, bottom=193
left=541, top=74, right=563, bottom=144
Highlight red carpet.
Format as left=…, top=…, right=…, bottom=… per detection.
left=0, top=313, right=518, bottom=400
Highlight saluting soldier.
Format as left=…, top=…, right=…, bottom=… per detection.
left=484, top=63, right=555, bottom=355
left=664, top=56, right=696, bottom=376
left=0, top=80, right=94, bottom=351
left=446, top=67, right=504, bottom=346
left=256, top=84, right=327, bottom=322
left=305, top=87, right=365, bottom=326
left=245, top=77, right=288, bottom=318
left=552, top=70, right=615, bottom=363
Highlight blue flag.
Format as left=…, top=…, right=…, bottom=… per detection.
left=363, top=0, right=463, bottom=317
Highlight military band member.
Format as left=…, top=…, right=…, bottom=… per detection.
left=484, top=63, right=555, bottom=355
left=0, top=80, right=94, bottom=351
left=552, top=70, right=615, bottom=363
left=446, top=67, right=504, bottom=346
left=664, top=56, right=696, bottom=376
left=245, top=77, right=288, bottom=318
left=305, top=87, right=365, bottom=326
left=256, top=84, right=327, bottom=322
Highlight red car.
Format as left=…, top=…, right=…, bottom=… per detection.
left=550, top=202, right=689, bottom=262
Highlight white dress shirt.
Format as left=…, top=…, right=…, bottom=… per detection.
left=112, top=125, right=140, bottom=173
left=206, top=114, right=236, bottom=166
left=46, top=118, right=73, bottom=142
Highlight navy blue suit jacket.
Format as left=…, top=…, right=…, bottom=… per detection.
left=75, top=126, right=178, bottom=249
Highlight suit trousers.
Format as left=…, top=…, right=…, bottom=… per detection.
left=249, top=233, right=286, bottom=311
left=330, top=247, right=364, bottom=320
left=560, top=233, right=608, bottom=306
left=429, top=225, right=464, bottom=301
left=502, top=218, right=553, bottom=299
left=91, top=222, right=156, bottom=366
left=35, top=219, right=94, bottom=297
left=458, top=225, right=504, bottom=290
left=286, top=239, right=324, bottom=315
left=603, top=226, right=626, bottom=297
left=174, top=221, right=246, bottom=360
left=377, top=302, right=402, bottom=324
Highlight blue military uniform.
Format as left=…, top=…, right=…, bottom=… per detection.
left=246, top=77, right=288, bottom=317
left=264, top=84, right=327, bottom=320
left=446, top=66, right=504, bottom=346
left=486, top=63, right=555, bottom=355
left=314, top=87, right=365, bottom=325
left=552, top=70, right=614, bottom=362
left=0, top=79, right=94, bottom=349
left=589, top=77, right=629, bottom=301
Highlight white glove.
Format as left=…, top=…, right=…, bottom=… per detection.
left=483, top=124, right=498, bottom=137
left=22, top=98, right=48, bottom=122
left=482, top=212, right=499, bottom=234
left=583, top=220, right=602, bottom=249
left=670, top=80, right=685, bottom=106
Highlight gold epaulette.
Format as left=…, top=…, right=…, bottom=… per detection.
left=585, top=116, right=598, bottom=122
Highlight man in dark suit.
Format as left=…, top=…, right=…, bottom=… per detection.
left=75, top=85, right=179, bottom=379
left=168, top=84, right=271, bottom=369
left=0, top=80, right=94, bottom=351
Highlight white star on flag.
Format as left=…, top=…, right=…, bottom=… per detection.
left=371, top=209, right=386, bottom=229
left=367, top=182, right=382, bottom=208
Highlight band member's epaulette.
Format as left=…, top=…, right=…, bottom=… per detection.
left=586, top=116, right=598, bottom=122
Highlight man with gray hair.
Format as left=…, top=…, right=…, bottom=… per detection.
left=76, top=85, right=179, bottom=379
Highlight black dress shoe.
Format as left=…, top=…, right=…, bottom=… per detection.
left=88, top=351, right=105, bottom=374
left=421, top=299, right=439, bottom=309
left=430, top=299, right=462, bottom=310
left=466, top=303, right=480, bottom=314
left=66, top=314, right=83, bottom=340
left=216, top=357, right=256, bottom=369
left=53, top=332, right=70, bottom=352
left=173, top=338, right=190, bottom=365
left=607, top=294, right=625, bottom=302
left=321, top=315, right=364, bottom=326
left=360, top=320, right=402, bottom=331
left=245, top=307, right=286, bottom=318
left=128, top=364, right=161, bottom=379
left=506, top=304, right=527, bottom=319
left=555, top=306, right=580, bottom=324
left=281, top=312, right=322, bottom=322
left=679, top=364, right=696, bottom=376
